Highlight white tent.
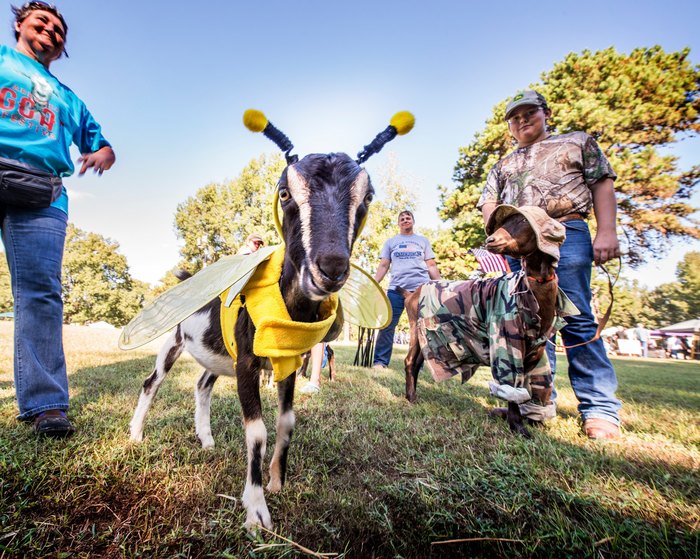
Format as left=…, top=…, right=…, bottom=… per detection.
left=659, top=318, right=700, bottom=333
left=659, top=318, right=700, bottom=360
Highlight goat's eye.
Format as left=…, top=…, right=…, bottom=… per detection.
left=278, top=188, right=291, bottom=202
left=364, top=192, right=374, bottom=204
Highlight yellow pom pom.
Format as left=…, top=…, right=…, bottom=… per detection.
left=390, top=111, right=415, bottom=135
left=243, top=109, right=268, bottom=133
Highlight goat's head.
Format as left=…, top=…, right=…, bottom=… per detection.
left=278, top=153, right=372, bottom=299
left=244, top=109, right=414, bottom=301
left=485, top=205, right=566, bottom=264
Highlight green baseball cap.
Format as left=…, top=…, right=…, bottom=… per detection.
left=504, top=90, right=547, bottom=121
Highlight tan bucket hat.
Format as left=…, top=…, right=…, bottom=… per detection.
left=486, top=205, right=566, bottom=264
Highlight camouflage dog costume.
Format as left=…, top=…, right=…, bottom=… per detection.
left=416, top=206, right=579, bottom=421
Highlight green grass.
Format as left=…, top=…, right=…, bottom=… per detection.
left=0, top=322, right=698, bottom=558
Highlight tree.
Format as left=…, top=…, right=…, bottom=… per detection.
left=352, top=154, right=418, bottom=274
left=675, top=251, right=700, bottom=318
left=173, top=153, right=286, bottom=272
left=644, top=282, right=688, bottom=327
left=62, top=224, right=148, bottom=326
left=605, top=251, right=700, bottom=328
left=591, top=272, right=652, bottom=329
left=443, top=46, right=700, bottom=266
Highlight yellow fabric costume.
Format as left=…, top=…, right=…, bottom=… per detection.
left=219, top=246, right=338, bottom=381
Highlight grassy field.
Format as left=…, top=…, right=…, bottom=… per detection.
left=0, top=321, right=698, bottom=558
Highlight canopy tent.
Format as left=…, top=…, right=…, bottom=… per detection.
left=658, top=318, right=700, bottom=334
left=657, top=318, right=700, bottom=360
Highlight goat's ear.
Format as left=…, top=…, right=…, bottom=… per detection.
left=356, top=111, right=415, bottom=164
left=323, top=302, right=344, bottom=343
left=243, top=109, right=298, bottom=164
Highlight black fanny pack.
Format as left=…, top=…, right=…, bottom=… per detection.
left=0, top=156, right=63, bottom=209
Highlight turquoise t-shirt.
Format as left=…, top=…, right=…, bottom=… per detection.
left=0, top=45, right=111, bottom=214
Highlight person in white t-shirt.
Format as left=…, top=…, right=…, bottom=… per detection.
left=372, top=210, right=441, bottom=368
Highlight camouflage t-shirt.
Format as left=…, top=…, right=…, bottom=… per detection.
left=416, top=271, right=579, bottom=403
left=477, top=132, right=616, bottom=219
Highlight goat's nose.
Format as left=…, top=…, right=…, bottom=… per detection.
left=317, top=254, right=349, bottom=283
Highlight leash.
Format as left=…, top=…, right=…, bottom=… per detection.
left=551, top=257, right=621, bottom=350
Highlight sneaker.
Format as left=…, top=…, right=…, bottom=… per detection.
left=300, top=383, right=320, bottom=394
left=372, top=364, right=387, bottom=370
left=33, top=410, right=75, bottom=438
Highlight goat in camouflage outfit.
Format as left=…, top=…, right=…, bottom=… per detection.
left=401, top=205, right=578, bottom=437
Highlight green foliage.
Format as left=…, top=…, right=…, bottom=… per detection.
left=62, top=224, right=147, bottom=326
left=644, top=282, right=689, bottom=326
left=352, top=154, right=418, bottom=274
left=592, top=273, right=654, bottom=328
left=642, top=251, right=700, bottom=326
left=431, top=226, right=480, bottom=280
left=592, top=251, right=700, bottom=328
left=173, top=153, right=286, bottom=272
left=676, top=251, right=700, bottom=317
left=444, top=46, right=700, bottom=266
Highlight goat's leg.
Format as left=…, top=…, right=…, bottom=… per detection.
left=238, top=364, right=272, bottom=530
left=297, top=351, right=311, bottom=378
left=404, top=343, right=423, bottom=403
left=194, top=370, right=218, bottom=449
left=506, top=401, right=531, bottom=439
left=326, top=345, right=336, bottom=381
left=268, top=373, right=296, bottom=493
left=130, top=327, right=184, bottom=442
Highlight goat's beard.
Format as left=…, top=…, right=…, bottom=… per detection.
left=299, top=264, right=344, bottom=302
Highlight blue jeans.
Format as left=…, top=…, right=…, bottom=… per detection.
left=1, top=205, right=69, bottom=420
left=509, top=220, right=621, bottom=425
left=373, top=289, right=405, bottom=367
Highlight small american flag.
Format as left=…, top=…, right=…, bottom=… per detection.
left=469, top=249, right=511, bottom=274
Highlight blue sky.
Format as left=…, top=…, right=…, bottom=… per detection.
left=1, top=0, right=698, bottom=286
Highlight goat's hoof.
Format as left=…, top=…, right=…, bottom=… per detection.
left=266, top=478, right=282, bottom=493
left=508, top=423, right=532, bottom=439
left=129, top=430, right=144, bottom=443
left=197, top=433, right=215, bottom=449
left=244, top=507, right=273, bottom=533
left=488, top=407, right=508, bottom=421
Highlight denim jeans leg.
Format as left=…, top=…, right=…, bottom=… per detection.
left=373, top=289, right=405, bottom=367
left=557, top=221, right=621, bottom=425
left=2, top=206, right=69, bottom=420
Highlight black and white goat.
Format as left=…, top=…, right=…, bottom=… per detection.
left=128, top=111, right=413, bottom=530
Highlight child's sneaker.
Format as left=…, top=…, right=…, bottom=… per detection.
left=300, top=383, right=320, bottom=394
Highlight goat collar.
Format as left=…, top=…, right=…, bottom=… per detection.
left=220, top=246, right=339, bottom=382
left=527, top=272, right=557, bottom=284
